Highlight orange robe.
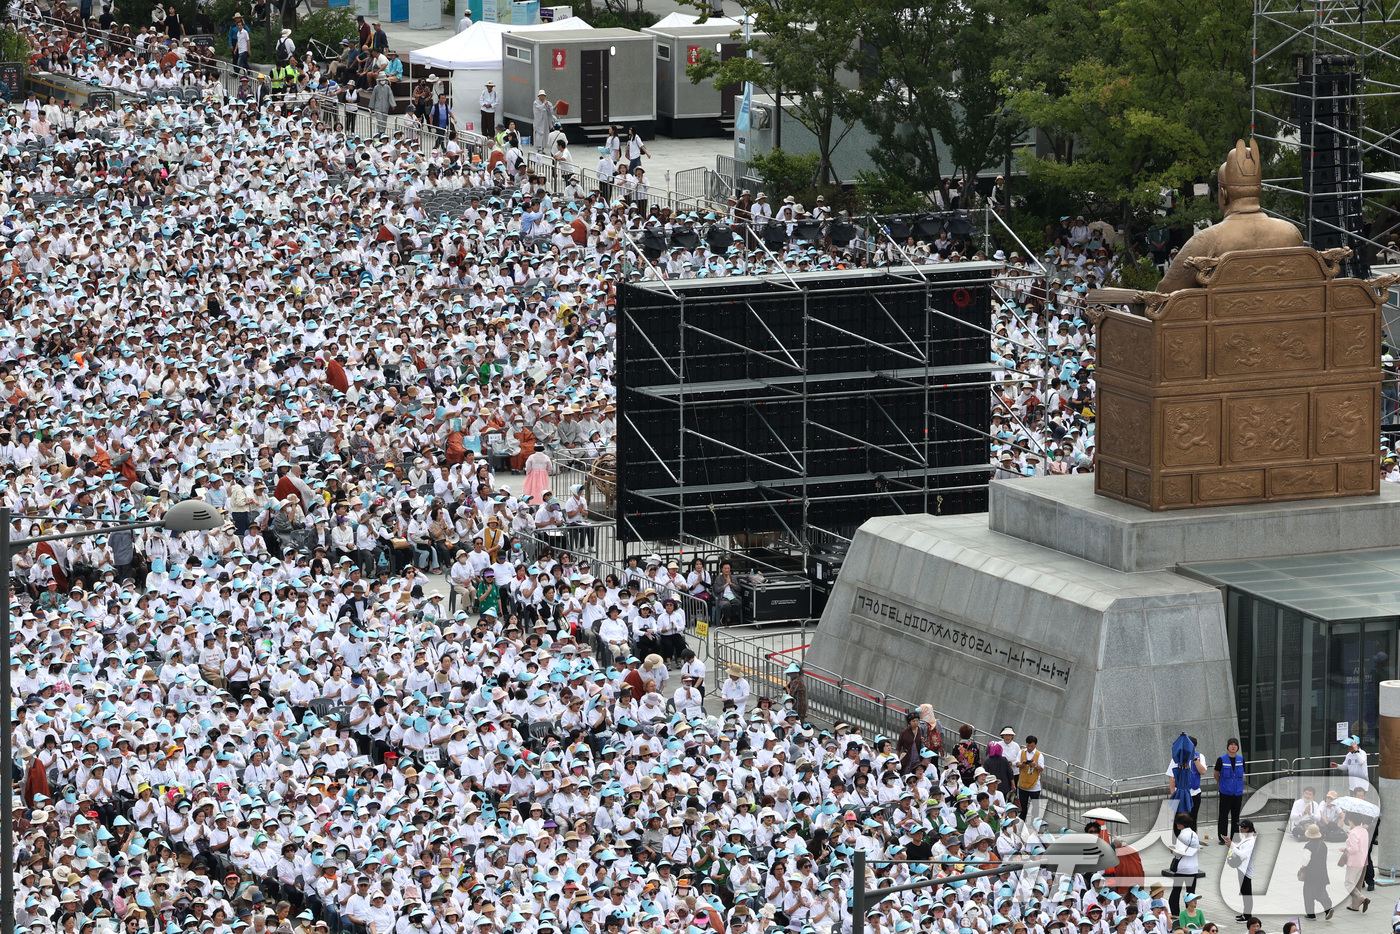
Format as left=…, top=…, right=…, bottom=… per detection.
left=510, top=427, right=536, bottom=472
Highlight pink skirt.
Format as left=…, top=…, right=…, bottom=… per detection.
left=523, top=468, right=550, bottom=501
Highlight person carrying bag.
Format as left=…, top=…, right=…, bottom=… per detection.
left=1016, top=735, right=1044, bottom=819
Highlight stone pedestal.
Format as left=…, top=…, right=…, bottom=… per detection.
left=804, top=504, right=1234, bottom=780
left=806, top=474, right=1400, bottom=780
left=988, top=474, right=1400, bottom=572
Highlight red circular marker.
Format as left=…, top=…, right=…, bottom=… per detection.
left=953, top=288, right=972, bottom=308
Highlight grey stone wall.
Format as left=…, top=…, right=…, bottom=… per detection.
left=805, top=512, right=1235, bottom=781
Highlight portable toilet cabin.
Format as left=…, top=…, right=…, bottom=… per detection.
left=643, top=23, right=758, bottom=137
left=501, top=28, right=657, bottom=141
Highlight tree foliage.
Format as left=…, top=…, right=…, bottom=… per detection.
left=0, top=26, right=30, bottom=67
left=855, top=166, right=935, bottom=215
left=569, top=0, right=658, bottom=31
left=998, top=0, right=1253, bottom=245
left=685, top=0, right=857, bottom=185
left=848, top=0, right=1011, bottom=192
left=681, top=0, right=1267, bottom=236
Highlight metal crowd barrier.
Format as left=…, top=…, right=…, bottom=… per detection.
left=709, top=626, right=1174, bottom=835
left=713, top=619, right=1392, bottom=837
left=524, top=149, right=729, bottom=217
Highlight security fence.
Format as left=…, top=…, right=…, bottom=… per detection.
left=709, top=626, right=1383, bottom=838
left=673, top=166, right=715, bottom=204
left=525, top=150, right=730, bottom=219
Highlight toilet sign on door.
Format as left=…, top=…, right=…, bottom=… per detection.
left=552, top=48, right=566, bottom=68
left=686, top=45, right=700, bottom=64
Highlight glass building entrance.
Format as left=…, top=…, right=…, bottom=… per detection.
left=1182, top=550, right=1400, bottom=765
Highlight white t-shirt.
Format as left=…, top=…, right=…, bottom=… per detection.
left=1341, top=748, right=1369, bottom=785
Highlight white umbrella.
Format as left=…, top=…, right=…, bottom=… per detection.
left=1333, top=796, right=1381, bottom=819
left=1083, top=807, right=1130, bottom=824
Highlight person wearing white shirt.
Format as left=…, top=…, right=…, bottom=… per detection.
left=1166, top=812, right=1200, bottom=918
left=478, top=81, right=498, bottom=136
left=366, top=893, right=396, bottom=934
left=1224, top=819, right=1256, bottom=922
left=679, top=650, right=706, bottom=698
left=750, top=193, right=773, bottom=231
left=1331, top=735, right=1370, bottom=791
left=672, top=674, right=703, bottom=718
left=448, top=549, right=478, bottom=608
left=656, top=595, right=686, bottom=663
left=998, top=727, right=1022, bottom=772
left=597, top=604, right=630, bottom=668
left=721, top=665, right=751, bottom=717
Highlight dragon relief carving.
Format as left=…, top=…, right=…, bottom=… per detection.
left=1319, top=394, right=1368, bottom=449
left=1200, top=472, right=1262, bottom=499
left=1272, top=468, right=1331, bottom=495
left=1217, top=291, right=1315, bottom=317
left=1100, top=399, right=1151, bottom=465
left=1318, top=247, right=1353, bottom=279
left=1137, top=291, right=1172, bottom=319
left=1184, top=255, right=1220, bottom=286
left=1165, top=333, right=1201, bottom=375
left=1230, top=257, right=1313, bottom=281
left=1166, top=405, right=1214, bottom=454
left=1233, top=401, right=1304, bottom=458
left=1368, top=273, right=1400, bottom=299
left=1336, top=319, right=1370, bottom=362
left=1219, top=326, right=1312, bottom=369
left=1198, top=470, right=1265, bottom=501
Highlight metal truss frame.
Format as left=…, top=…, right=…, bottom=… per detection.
left=1252, top=0, right=1400, bottom=270
left=617, top=263, right=1007, bottom=556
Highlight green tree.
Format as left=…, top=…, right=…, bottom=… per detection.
left=854, top=166, right=932, bottom=214
left=849, top=0, right=1012, bottom=194
left=0, top=26, right=30, bottom=66
left=994, top=0, right=1102, bottom=164
left=686, top=0, right=858, bottom=185
left=999, top=0, right=1253, bottom=252
left=291, top=8, right=357, bottom=56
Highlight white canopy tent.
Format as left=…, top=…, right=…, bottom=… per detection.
left=651, top=11, right=740, bottom=27
left=409, top=18, right=590, bottom=70
left=409, top=19, right=594, bottom=132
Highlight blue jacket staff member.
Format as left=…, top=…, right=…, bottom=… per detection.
left=1166, top=737, right=1208, bottom=822
left=1214, top=738, right=1246, bottom=842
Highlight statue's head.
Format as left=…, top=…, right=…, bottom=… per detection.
left=1218, top=138, right=1263, bottom=213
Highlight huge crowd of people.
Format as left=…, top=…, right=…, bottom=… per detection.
left=3, top=4, right=1400, bottom=934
